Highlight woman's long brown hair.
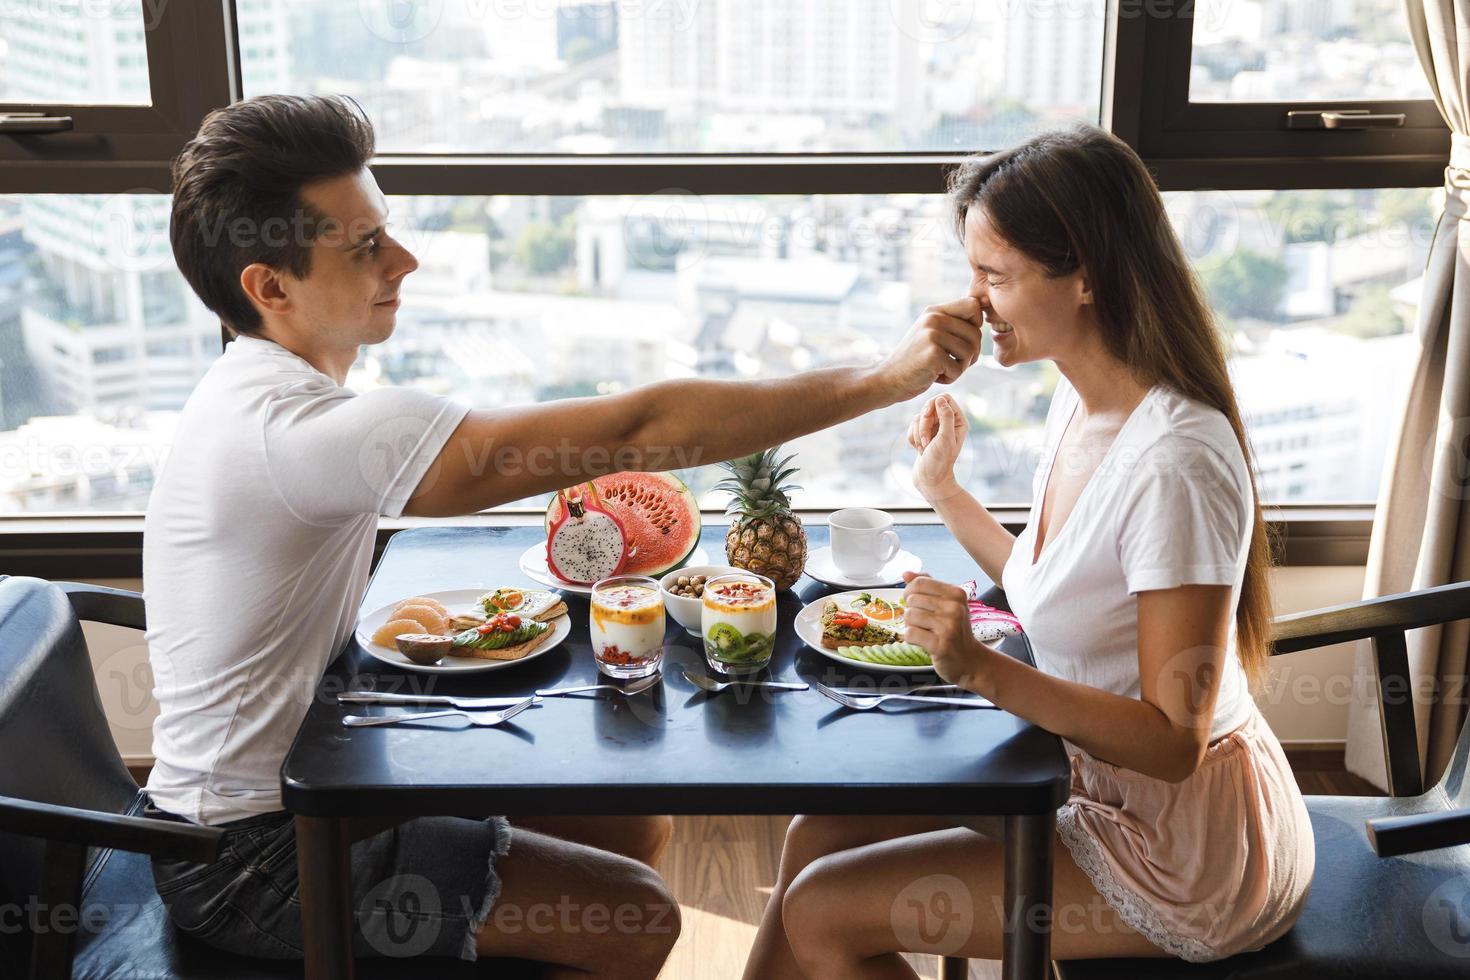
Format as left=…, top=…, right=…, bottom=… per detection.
left=947, top=124, right=1277, bottom=690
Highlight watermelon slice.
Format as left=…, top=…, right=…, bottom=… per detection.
left=546, top=472, right=701, bottom=577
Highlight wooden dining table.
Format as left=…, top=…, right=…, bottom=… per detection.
left=280, top=522, right=1070, bottom=980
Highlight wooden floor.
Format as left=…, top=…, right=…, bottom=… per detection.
left=654, top=748, right=1383, bottom=979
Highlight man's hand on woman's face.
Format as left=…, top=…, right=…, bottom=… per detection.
left=878, top=297, right=982, bottom=403
left=908, top=393, right=969, bottom=502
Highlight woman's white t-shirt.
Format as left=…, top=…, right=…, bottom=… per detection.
left=999, top=376, right=1257, bottom=742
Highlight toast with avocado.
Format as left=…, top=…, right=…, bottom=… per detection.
left=450, top=615, right=554, bottom=662
left=820, top=599, right=900, bottom=650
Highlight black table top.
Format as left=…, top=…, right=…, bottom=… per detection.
left=280, top=524, right=1069, bottom=818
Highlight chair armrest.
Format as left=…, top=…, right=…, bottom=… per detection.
left=1366, top=808, right=1470, bottom=858
left=1271, top=579, right=1470, bottom=655
left=57, top=582, right=145, bottom=631
left=0, top=794, right=222, bottom=863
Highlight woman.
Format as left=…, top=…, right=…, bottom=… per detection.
left=742, top=125, right=1315, bottom=978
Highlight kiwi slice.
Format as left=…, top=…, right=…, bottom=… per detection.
left=707, top=623, right=745, bottom=656
left=728, top=632, right=771, bottom=662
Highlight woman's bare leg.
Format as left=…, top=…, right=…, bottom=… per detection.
left=781, top=826, right=1166, bottom=979
left=474, top=827, right=681, bottom=978
left=742, top=815, right=973, bottom=980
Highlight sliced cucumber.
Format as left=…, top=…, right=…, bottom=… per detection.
left=836, top=642, right=933, bottom=667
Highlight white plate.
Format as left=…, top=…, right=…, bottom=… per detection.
left=355, top=588, right=570, bottom=674
left=519, top=543, right=710, bottom=595
left=804, top=547, right=922, bottom=588
left=794, top=588, right=935, bottom=674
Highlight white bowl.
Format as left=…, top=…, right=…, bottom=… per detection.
left=660, top=564, right=742, bottom=635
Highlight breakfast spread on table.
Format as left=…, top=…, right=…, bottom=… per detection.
left=356, top=494, right=1025, bottom=701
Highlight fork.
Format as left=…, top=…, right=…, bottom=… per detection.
left=829, top=682, right=963, bottom=696
left=342, top=695, right=541, bottom=728
left=812, top=680, right=994, bottom=711
left=679, top=668, right=808, bottom=694
left=339, top=673, right=658, bottom=708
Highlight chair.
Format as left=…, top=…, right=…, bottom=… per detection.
left=0, top=574, right=539, bottom=979
left=1047, top=579, right=1470, bottom=980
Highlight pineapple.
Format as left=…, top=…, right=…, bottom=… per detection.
left=717, top=447, right=808, bottom=590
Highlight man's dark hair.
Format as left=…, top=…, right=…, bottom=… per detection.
left=170, top=94, right=376, bottom=335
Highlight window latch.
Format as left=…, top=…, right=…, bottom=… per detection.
left=1286, top=109, right=1406, bottom=130
left=0, top=112, right=75, bottom=134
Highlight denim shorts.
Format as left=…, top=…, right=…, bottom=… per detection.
left=145, top=799, right=513, bottom=962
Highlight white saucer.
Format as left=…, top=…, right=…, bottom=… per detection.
left=804, top=547, right=922, bottom=588
left=519, top=543, right=710, bottom=595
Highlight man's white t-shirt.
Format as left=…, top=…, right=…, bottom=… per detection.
left=143, top=334, right=470, bottom=825
left=1000, top=375, right=1256, bottom=742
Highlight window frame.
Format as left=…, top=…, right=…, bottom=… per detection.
left=1110, top=3, right=1450, bottom=190
left=0, top=0, right=239, bottom=190
left=0, top=0, right=1445, bottom=545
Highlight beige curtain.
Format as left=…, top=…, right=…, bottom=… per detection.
left=1344, top=2, right=1470, bottom=791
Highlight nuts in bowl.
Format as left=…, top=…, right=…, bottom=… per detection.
left=660, top=564, right=741, bottom=635
left=667, top=574, right=709, bottom=599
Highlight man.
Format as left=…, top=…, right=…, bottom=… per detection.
left=142, top=93, right=981, bottom=974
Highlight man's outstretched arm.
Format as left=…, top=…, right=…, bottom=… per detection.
left=401, top=298, right=982, bottom=517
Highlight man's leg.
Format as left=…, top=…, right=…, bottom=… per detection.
left=510, top=815, right=674, bottom=868
left=473, top=827, right=681, bottom=979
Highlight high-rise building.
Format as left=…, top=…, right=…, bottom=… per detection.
left=618, top=0, right=922, bottom=136
left=1000, top=5, right=1105, bottom=115
left=1, top=1, right=288, bottom=418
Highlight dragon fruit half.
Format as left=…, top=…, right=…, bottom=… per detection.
left=546, top=482, right=630, bottom=585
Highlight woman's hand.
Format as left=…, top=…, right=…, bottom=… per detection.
left=902, top=571, right=997, bottom=694
left=908, top=393, right=969, bottom=503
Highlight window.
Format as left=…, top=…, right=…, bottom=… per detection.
left=0, top=3, right=150, bottom=105
left=1189, top=0, right=1431, bottom=103
left=0, top=0, right=236, bottom=178
left=1119, top=1, right=1448, bottom=187
left=0, top=194, right=216, bottom=513
left=243, top=0, right=1106, bottom=154
left=0, top=1, right=1447, bottom=518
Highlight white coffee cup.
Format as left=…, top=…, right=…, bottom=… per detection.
left=829, top=508, right=901, bottom=577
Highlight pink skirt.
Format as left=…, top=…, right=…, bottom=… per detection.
left=1055, top=707, right=1315, bottom=962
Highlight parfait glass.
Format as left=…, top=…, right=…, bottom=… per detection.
left=590, top=575, right=665, bottom=679
left=700, top=572, right=777, bottom=676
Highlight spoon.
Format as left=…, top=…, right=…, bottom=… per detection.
left=679, top=667, right=808, bottom=694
